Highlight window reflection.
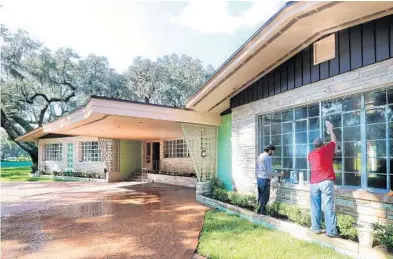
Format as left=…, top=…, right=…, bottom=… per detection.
left=259, top=88, right=392, bottom=190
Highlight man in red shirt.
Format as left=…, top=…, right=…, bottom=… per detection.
left=308, top=121, right=338, bottom=237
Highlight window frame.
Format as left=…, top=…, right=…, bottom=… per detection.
left=163, top=139, right=189, bottom=158
left=257, top=87, right=392, bottom=192
left=44, top=143, right=63, bottom=162
left=81, top=141, right=103, bottom=162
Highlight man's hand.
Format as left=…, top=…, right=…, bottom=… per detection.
left=326, top=120, right=333, bottom=134
left=279, top=171, right=284, bottom=177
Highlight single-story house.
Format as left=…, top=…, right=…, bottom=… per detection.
left=17, top=1, right=393, bottom=225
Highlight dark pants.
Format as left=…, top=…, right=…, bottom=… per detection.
left=257, top=178, right=270, bottom=214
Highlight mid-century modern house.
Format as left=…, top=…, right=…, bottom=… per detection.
left=17, top=2, right=393, bottom=225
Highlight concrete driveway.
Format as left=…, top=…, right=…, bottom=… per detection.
left=1, top=182, right=207, bottom=259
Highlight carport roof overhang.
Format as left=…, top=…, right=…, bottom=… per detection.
left=185, top=1, right=393, bottom=113
left=16, top=97, right=221, bottom=142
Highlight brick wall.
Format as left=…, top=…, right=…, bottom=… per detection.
left=232, top=58, right=393, bottom=223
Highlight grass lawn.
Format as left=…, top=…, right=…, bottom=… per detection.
left=0, top=166, right=56, bottom=182
left=197, top=210, right=350, bottom=259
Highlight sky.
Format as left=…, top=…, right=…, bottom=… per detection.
left=0, top=0, right=285, bottom=72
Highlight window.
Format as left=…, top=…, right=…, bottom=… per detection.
left=146, top=143, right=151, bottom=163
left=164, top=140, right=189, bottom=158
left=45, top=143, right=63, bottom=161
left=81, top=141, right=102, bottom=162
left=258, top=87, right=393, bottom=190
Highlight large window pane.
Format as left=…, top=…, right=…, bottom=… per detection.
left=388, top=105, right=393, bottom=122
left=343, top=112, right=360, bottom=126
left=343, top=96, right=361, bottom=111
left=282, top=122, right=292, bottom=133
left=295, top=107, right=307, bottom=120
left=282, top=111, right=293, bottom=122
left=322, top=99, right=342, bottom=115
left=368, top=174, right=387, bottom=189
left=274, top=146, right=282, bottom=157
left=308, top=103, right=319, bottom=117
left=334, top=172, right=343, bottom=185
left=367, top=158, right=387, bottom=174
left=366, top=123, right=386, bottom=140
left=367, top=140, right=386, bottom=157
left=345, top=173, right=361, bottom=186
left=333, top=157, right=342, bottom=171
left=344, top=158, right=361, bottom=173
left=309, top=130, right=320, bottom=143
left=295, top=132, right=307, bottom=144
left=366, top=108, right=386, bottom=124
left=295, top=120, right=307, bottom=132
left=295, top=144, right=307, bottom=157
left=283, top=158, right=293, bottom=169
left=388, top=88, right=393, bottom=104
left=295, top=158, right=307, bottom=169
left=344, top=142, right=361, bottom=157
left=325, top=113, right=342, bottom=127
left=264, top=126, right=270, bottom=135
left=272, top=158, right=281, bottom=168
left=343, top=127, right=360, bottom=141
left=283, top=133, right=292, bottom=145
left=271, top=123, right=281, bottom=135
left=309, top=118, right=319, bottom=130
left=365, top=90, right=386, bottom=108
left=283, top=145, right=293, bottom=157
left=271, top=135, right=281, bottom=145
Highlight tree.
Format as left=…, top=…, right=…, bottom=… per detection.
left=0, top=25, right=215, bottom=165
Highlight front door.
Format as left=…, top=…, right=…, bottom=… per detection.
left=152, top=142, right=160, bottom=172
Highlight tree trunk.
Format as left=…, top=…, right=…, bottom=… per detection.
left=1, top=109, right=38, bottom=167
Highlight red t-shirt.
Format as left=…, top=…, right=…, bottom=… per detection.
left=308, top=142, right=336, bottom=184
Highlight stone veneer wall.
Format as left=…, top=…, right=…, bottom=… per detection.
left=232, top=58, right=393, bottom=225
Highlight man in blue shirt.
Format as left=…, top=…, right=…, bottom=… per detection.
left=256, top=144, right=283, bottom=214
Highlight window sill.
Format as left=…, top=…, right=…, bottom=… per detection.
left=271, top=181, right=393, bottom=203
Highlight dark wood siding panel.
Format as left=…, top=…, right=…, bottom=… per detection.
left=320, top=60, right=329, bottom=79
left=263, top=76, right=269, bottom=98
left=302, top=46, right=311, bottom=85
left=329, top=32, right=339, bottom=76
left=350, top=25, right=362, bottom=70
left=268, top=73, right=275, bottom=96
left=274, top=69, right=281, bottom=94
left=339, top=29, right=350, bottom=73
left=252, top=81, right=258, bottom=102
left=287, top=57, right=295, bottom=90
left=362, top=21, right=376, bottom=66
left=257, top=79, right=263, bottom=99
left=375, top=16, right=390, bottom=62
left=281, top=62, right=288, bottom=92
left=295, top=53, right=303, bottom=88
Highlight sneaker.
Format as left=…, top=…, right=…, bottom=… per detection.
left=325, top=233, right=339, bottom=238
left=310, top=229, right=321, bottom=234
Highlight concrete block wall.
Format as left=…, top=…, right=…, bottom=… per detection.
left=232, top=58, right=393, bottom=222
left=38, top=136, right=106, bottom=174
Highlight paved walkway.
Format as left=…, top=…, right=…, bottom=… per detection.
left=1, top=182, right=208, bottom=259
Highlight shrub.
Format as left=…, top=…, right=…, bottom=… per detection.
left=266, top=202, right=280, bottom=217
left=228, top=191, right=258, bottom=211
left=372, top=223, right=393, bottom=253
left=212, top=188, right=229, bottom=202
left=337, top=214, right=358, bottom=241
left=210, top=177, right=225, bottom=190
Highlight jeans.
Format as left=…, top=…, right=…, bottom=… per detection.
left=257, top=178, right=270, bottom=214
left=310, top=180, right=337, bottom=236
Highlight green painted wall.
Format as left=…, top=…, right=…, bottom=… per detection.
left=217, top=114, right=233, bottom=190
left=120, top=140, right=141, bottom=177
